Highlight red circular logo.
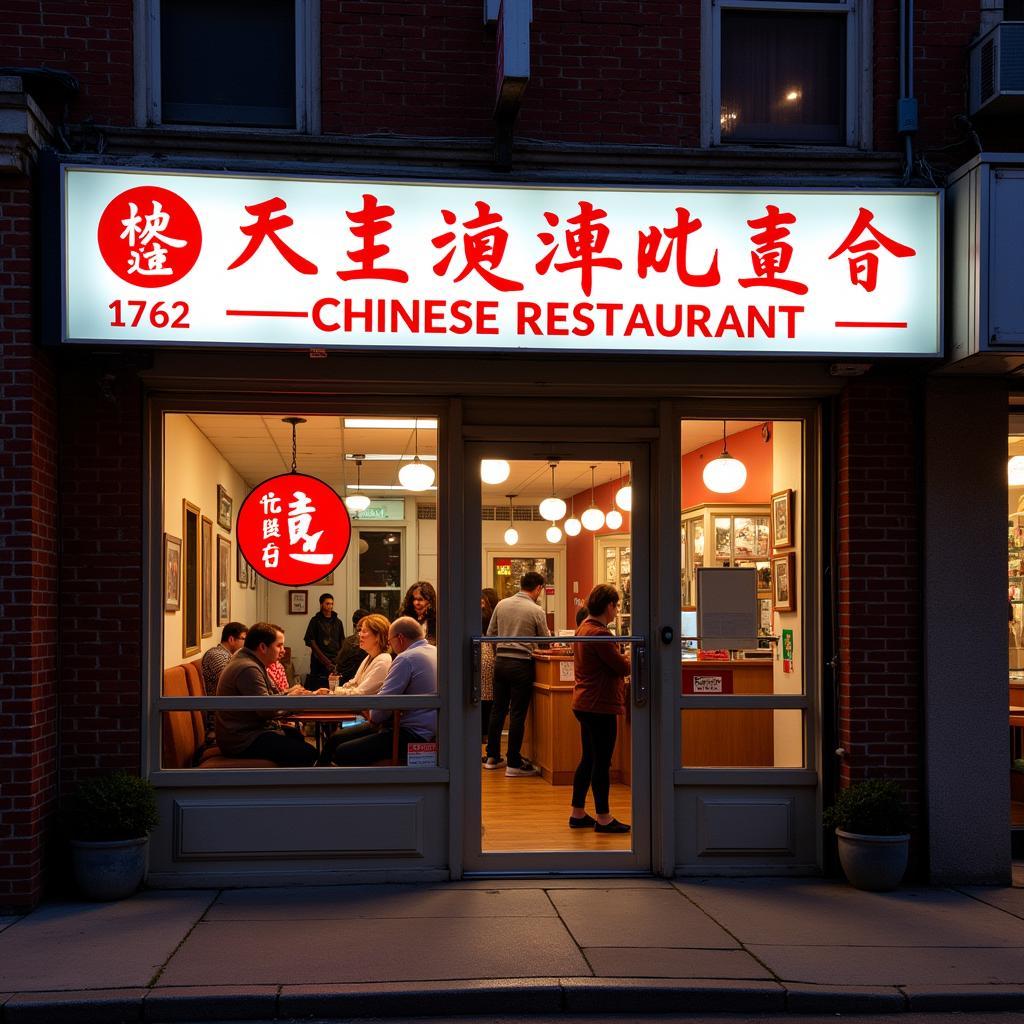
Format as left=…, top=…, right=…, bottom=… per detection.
left=97, top=185, right=202, bottom=287
left=237, top=474, right=351, bottom=587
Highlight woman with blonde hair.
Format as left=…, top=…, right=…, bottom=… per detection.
left=338, top=613, right=393, bottom=695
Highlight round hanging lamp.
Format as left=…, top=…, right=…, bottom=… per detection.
left=398, top=419, right=435, bottom=491
left=546, top=524, right=563, bottom=543
left=606, top=508, right=623, bottom=530
left=1010, top=455, right=1024, bottom=486
left=481, top=459, right=510, bottom=485
left=345, top=455, right=372, bottom=513
left=503, top=493, right=519, bottom=546
left=564, top=494, right=582, bottom=537
left=538, top=461, right=567, bottom=522
left=703, top=420, right=747, bottom=494
left=614, top=460, right=632, bottom=511
left=581, top=465, right=605, bottom=531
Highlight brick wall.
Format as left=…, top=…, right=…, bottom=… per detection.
left=0, top=180, right=59, bottom=912
left=837, top=377, right=922, bottom=823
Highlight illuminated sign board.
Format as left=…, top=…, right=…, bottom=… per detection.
left=62, top=166, right=941, bottom=356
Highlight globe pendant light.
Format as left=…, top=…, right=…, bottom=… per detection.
left=581, top=465, right=605, bottom=531
left=481, top=458, right=510, bottom=485
left=503, top=493, right=519, bottom=546
left=615, top=461, right=632, bottom=511
left=546, top=524, right=563, bottom=543
left=1010, top=455, right=1024, bottom=486
left=538, top=461, right=567, bottom=522
left=398, top=418, right=436, bottom=491
left=345, top=455, right=372, bottom=513
left=605, top=462, right=624, bottom=529
left=564, top=495, right=582, bottom=537
left=703, top=420, right=747, bottom=494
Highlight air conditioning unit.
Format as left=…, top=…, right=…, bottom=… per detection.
left=969, top=22, right=1024, bottom=115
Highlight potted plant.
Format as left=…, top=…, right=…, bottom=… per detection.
left=824, top=779, right=910, bottom=892
left=63, top=772, right=159, bottom=901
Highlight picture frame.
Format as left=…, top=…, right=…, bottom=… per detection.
left=237, top=545, right=249, bottom=584
left=288, top=590, right=308, bottom=615
left=216, top=484, right=233, bottom=532
left=771, top=553, right=796, bottom=613
left=248, top=564, right=257, bottom=590
left=182, top=501, right=200, bottom=656
left=200, top=516, right=213, bottom=637
left=217, top=535, right=231, bottom=625
left=317, top=571, right=334, bottom=586
left=771, top=489, right=794, bottom=550
left=163, top=533, right=182, bottom=612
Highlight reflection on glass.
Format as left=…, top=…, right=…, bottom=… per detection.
left=358, top=530, right=402, bottom=619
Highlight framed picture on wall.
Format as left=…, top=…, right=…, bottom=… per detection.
left=248, top=564, right=257, bottom=590
left=217, top=535, right=231, bottom=625
left=771, top=553, right=796, bottom=612
left=317, top=571, right=334, bottom=586
left=288, top=590, right=308, bottom=615
left=182, top=500, right=200, bottom=656
left=217, top=484, right=233, bottom=531
left=164, top=533, right=181, bottom=612
left=236, top=545, right=248, bottom=584
left=771, top=489, right=794, bottom=550
left=200, top=516, right=213, bottom=638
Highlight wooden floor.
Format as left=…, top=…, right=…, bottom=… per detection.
left=480, top=765, right=632, bottom=853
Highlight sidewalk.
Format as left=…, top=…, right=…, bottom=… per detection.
left=0, top=866, right=1022, bottom=1022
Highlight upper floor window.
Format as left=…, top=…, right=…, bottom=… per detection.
left=137, top=0, right=319, bottom=132
left=706, top=0, right=866, bottom=148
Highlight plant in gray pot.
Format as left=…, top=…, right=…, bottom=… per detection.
left=824, top=779, right=910, bottom=892
left=64, top=772, right=159, bottom=901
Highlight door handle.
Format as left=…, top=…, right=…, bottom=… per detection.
left=660, top=625, right=674, bottom=645
left=633, top=641, right=648, bottom=707
left=470, top=639, right=481, bottom=705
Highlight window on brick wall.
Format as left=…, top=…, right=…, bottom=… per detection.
left=137, top=0, right=319, bottom=132
left=704, top=0, right=869, bottom=148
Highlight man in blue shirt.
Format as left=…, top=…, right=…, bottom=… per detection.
left=320, top=617, right=436, bottom=766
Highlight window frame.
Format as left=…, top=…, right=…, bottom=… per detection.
left=133, top=0, right=321, bottom=134
left=701, top=0, right=871, bottom=149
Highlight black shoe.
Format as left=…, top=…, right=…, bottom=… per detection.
left=594, top=818, right=631, bottom=834
left=569, top=813, right=596, bottom=829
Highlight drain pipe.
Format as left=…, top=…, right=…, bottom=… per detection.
left=898, top=0, right=918, bottom=183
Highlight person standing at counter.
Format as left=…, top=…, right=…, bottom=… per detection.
left=569, top=584, right=631, bottom=833
left=484, top=571, right=550, bottom=777
left=304, top=593, right=344, bottom=689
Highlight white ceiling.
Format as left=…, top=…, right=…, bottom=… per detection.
left=186, top=414, right=763, bottom=501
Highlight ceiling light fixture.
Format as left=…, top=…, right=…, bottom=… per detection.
left=344, top=418, right=438, bottom=430
left=344, top=455, right=371, bottom=513
left=398, top=418, right=436, bottom=491
left=605, top=462, right=625, bottom=529
left=564, top=494, right=581, bottom=537
left=282, top=416, right=307, bottom=473
left=481, top=459, right=511, bottom=485
left=703, top=420, right=748, bottom=494
left=538, top=461, right=567, bottom=522
left=1010, top=456, right=1024, bottom=486
left=546, top=524, right=563, bottom=543
left=615, top=461, right=632, bottom=511
left=504, top=494, right=519, bottom=546
left=581, top=465, right=605, bottom=531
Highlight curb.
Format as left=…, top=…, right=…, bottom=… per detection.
left=5, top=979, right=1024, bottom=1021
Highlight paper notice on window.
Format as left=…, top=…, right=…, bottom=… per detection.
left=697, top=567, right=758, bottom=648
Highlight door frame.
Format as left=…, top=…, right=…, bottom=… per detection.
left=459, top=438, right=654, bottom=875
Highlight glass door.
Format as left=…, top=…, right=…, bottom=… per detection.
left=462, top=440, right=651, bottom=874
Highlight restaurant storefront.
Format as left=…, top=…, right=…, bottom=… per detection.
left=44, top=159, right=950, bottom=887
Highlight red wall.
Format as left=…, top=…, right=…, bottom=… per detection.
left=681, top=425, right=773, bottom=508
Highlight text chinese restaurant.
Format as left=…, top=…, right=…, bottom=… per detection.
left=40, top=150, right=992, bottom=890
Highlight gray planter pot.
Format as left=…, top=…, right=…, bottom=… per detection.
left=70, top=837, right=148, bottom=901
left=835, top=829, right=909, bottom=892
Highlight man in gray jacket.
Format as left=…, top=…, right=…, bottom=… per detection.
left=484, top=571, right=550, bottom=776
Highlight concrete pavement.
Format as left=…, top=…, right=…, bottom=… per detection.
left=0, top=867, right=1022, bottom=1021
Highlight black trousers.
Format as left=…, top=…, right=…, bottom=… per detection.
left=485, top=656, right=535, bottom=768
left=320, top=721, right=418, bottom=766
left=242, top=727, right=317, bottom=767
left=571, top=710, right=618, bottom=815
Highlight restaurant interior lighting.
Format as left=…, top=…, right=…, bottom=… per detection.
left=344, top=418, right=438, bottom=430
left=564, top=495, right=581, bottom=537
left=503, top=494, right=519, bottom=546
left=344, top=455, right=371, bottom=513
left=581, top=465, right=605, bottom=531
left=546, top=524, right=563, bottom=543
left=538, top=461, right=567, bottom=522
left=614, top=461, right=632, bottom=511
left=398, top=419, right=436, bottom=491
left=480, top=459, right=510, bottom=485
left=1010, top=456, right=1024, bottom=485
left=703, top=420, right=747, bottom=494
left=605, top=508, right=623, bottom=530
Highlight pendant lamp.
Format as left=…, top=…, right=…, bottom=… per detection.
left=564, top=495, right=582, bottom=537
left=605, top=462, right=624, bottom=529
left=703, top=420, right=747, bottom=494
left=481, top=459, right=510, bottom=485
left=538, top=461, right=567, bottom=522
left=1010, top=456, right=1024, bottom=486
left=615, top=461, right=632, bottom=511
left=581, top=465, right=605, bottom=531
left=345, top=455, right=371, bottom=513
left=503, top=494, right=519, bottom=546
left=398, top=419, right=435, bottom=491
left=546, top=524, right=563, bottom=543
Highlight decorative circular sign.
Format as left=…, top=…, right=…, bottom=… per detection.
left=97, top=185, right=202, bottom=287
left=236, top=473, right=351, bottom=587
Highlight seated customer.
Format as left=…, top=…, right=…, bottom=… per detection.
left=338, top=613, right=392, bottom=695
left=201, top=621, right=247, bottom=696
left=320, top=617, right=436, bottom=766
left=215, top=622, right=317, bottom=767
left=334, top=608, right=370, bottom=682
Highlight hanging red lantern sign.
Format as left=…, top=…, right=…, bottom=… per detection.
left=237, top=473, right=351, bottom=586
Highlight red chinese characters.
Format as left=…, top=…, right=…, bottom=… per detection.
left=337, top=193, right=409, bottom=283
left=738, top=204, right=808, bottom=296
left=431, top=201, right=523, bottom=292
left=228, top=197, right=317, bottom=275
left=536, top=201, right=623, bottom=298
left=638, top=207, right=720, bottom=287
left=828, top=207, right=917, bottom=292
left=237, top=473, right=351, bottom=587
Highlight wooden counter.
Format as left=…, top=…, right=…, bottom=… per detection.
left=522, top=651, right=631, bottom=786
left=681, top=658, right=774, bottom=767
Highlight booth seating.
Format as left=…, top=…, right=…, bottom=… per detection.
left=161, top=662, right=277, bottom=769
